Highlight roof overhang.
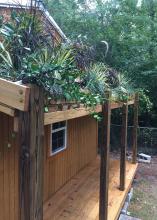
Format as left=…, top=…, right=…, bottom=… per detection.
left=0, top=0, right=68, bottom=42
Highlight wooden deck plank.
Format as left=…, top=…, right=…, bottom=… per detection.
left=107, top=162, right=138, bottom=220
left=43, top=158, right=138, bottom=220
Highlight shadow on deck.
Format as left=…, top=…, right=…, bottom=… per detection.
left=44, top=157, right=138, bottom=220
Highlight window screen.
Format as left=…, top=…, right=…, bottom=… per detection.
left=50, top=121, right=67, bottom=155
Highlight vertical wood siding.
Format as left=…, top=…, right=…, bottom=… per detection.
left=44, top=116, right=98, bottom=201
left=0, top=113, right=98, bottom=218
left=0, top=113, right=19, bottom=220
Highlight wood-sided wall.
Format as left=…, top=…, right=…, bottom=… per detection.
left=0, top=113, right=98, bottom=219
left=44, top=116, right=98, bottom=201
left=0, top=112, right=19, bottom=220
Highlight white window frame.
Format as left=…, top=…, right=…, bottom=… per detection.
left=50, top=121, right=67, bottom=156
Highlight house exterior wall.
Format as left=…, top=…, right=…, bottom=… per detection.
left=0, top=7, right=63, bottom=45
left=43, top=116, right=98, bottom=201
left=0, top=112, right=19, bottom=220
left=0, top=113, right=98, bottom=219
left=0, top=8, right=12, bottom=22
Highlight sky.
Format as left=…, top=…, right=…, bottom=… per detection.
left=0, top=0, right=30, bottom=5
left=0, top=0, right=143, bottom=9
left=137, top=0, right=142, bottom=7
left=87, top=0, right=143, bottom=9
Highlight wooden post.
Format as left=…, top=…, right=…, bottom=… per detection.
left=19, top=85, right=44, bottom=220
left=132, top=93, right=139, bottom=164
left=99, top=91, right=111, bottom=220
left=120, top=102, right=128, bottom=191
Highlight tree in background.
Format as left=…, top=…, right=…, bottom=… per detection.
left=45, top=0, right=157, bottom=126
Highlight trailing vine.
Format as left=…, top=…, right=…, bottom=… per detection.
left=0, top=6, right=136, bottom=120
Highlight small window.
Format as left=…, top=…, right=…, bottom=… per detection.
left=50, top=121, right=67, bottom=156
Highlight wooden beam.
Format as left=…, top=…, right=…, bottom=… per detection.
left=111, top=102, right=123, bottom=109
left=44, top=99, right=134, bottom=125
left=19, top=85, right=44, bottom=220
left=44, top=105, right=102, bottom=125
left=111, top=99, right=134, bottom=110
left=132, top=93, right=139, bottom=164
left=99, top=91, right=111, bottom=220
left=0, top=78, right=30, bottom=111
left=120, top=102, right=128, bottom=191
left=128, top=99, right=135, bottom=106
left=0, top=102, right=15, bottom=116
left=13, top=116, right=19, bottom=132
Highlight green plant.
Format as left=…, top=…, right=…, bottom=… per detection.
left=0, top=9, right=52, bottom=76
left=112, top=73, right=135, bottom=102
left=138, top=89, right=153, bottom=115
left=0, top=5, right=136, bottom=121
left=82, top=63, right=109, bottom=97
left=0, top=42, right=15, bottom=79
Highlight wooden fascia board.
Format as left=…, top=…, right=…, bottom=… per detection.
left=0, top=78, right=30, bottom=111
left=44, top=99, right=135, bottom=125
left=44, top=105, right=102, bottom=125
left=111, top=99, right=135, bottom=109
left=0, top=103, right=15, bottom=116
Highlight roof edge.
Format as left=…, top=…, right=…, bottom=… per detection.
left=0, top=1, right=68, bottom=42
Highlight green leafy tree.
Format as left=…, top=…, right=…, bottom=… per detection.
left=46, top=0, right=157, bottom=126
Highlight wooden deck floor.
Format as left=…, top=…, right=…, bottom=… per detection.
left=44, top=158, right=138, bottom=220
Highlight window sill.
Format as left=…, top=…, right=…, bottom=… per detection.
left=48, top=146, right=67, bottom=158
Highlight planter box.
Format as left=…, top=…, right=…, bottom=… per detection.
left=44, top=105, right=102, bottom=125
left=0, top=77, right=135, bottom=119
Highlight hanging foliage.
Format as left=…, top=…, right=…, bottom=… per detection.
left=0, top=4, right=135, bottom=120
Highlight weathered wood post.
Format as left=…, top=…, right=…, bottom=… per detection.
left=19, top=85, right=44, bottom=220
left=132, top=93, right=139, bottom=164
left=99, top=91, right=111, bottom=220
left=120, top=101, right=128, bottom=191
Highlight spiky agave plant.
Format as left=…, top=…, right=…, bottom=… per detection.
left=0, top=4, right=54, bottom=75
left=0, top=42, right=17, bottom=80
left=82, top=63, right=109, bottom=97
left=112, top=73, right=135, bottom=102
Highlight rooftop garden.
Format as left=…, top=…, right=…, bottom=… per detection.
left=0, top=7, right=135, bottom=119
